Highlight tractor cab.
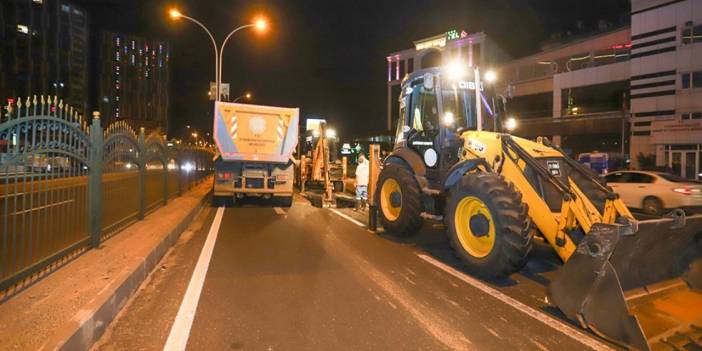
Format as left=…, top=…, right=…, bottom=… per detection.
left=395, top=66, right=498, bottom=186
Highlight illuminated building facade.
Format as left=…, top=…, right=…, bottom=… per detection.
left=99, top=32, right=170, bottom=133
left=496, top=28, right=632, bottom=158
left=0, top=0, right=88, bottom=115
left=629, top=0, right=702, bottom=178
left=388, top=1, right=702, bottom=180
left=499, top=0, right=702, bottom=179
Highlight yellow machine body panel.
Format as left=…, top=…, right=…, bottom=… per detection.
left=458, top=130, right=628, bottom=261
left=457, top=130, right=702, bottom=349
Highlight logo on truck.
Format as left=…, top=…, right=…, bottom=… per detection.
left=248, top=116, right=267, bottom=136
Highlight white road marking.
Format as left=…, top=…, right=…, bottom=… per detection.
left=273, top=207, right=286, bottom=215
left=328, top=208, right=366, bottom=227
left=163, top=206, right=225, bottom=351
left=417, top=254, right=614, bottom=351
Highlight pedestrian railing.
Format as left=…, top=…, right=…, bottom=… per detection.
left=0, top=96, right=214, bottom=292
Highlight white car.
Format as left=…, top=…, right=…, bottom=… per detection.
left=605, top=170, right=702, bottom=215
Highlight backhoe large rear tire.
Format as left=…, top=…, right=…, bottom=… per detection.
left=446, top=173, right=532, bottom=280
left=376, top=163, right=423, bottom=236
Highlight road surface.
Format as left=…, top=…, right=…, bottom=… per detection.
left=93, top=196, right=617, bottom=351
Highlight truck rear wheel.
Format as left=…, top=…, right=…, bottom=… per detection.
left=446, top=173, right=532, bottom=279
left=376, top=164, right=423, bottom=236
left=276, top=196, right=293, bottom=207
left=212, top=196, right=234, bottom=207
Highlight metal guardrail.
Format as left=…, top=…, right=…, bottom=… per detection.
left=0, top=96, right=214, bottom=292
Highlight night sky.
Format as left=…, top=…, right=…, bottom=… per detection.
left=75, top=0, right=629, bottom=140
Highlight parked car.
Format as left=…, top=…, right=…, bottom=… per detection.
left=605, top=170, right=702, bottom=215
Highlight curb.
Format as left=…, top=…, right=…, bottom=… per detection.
left=57, top=190, right=210, bottom=351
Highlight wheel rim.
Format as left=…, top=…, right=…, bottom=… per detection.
left=454, top=196, right=496, bottom=258
left=380, top=178, right=402, bottom=221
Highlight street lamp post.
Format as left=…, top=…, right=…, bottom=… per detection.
left=233, top=92, right=252, bottom=103
left=169, top=9, right=267, bottom=102
left=218, top=18, right=266, bottom=100
left=169, top=9, right=219, bottom=99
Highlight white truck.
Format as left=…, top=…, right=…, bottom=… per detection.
left=212, top=102, right=299, bottom=206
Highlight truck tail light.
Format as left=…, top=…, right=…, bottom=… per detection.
left=217, top=172, right=233, bottom=181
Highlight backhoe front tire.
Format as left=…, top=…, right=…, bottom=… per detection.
left=446, top=173, right=532, bottom=280
left=376, top=163, right=423, bottom=236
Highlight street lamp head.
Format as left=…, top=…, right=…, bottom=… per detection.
left=254, top=17, right=268, bottom=32
left=245, top=92, right=252, bottom=99
left=168, top=8, right=182, bottom=19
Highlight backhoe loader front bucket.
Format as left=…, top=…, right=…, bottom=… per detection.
left=550, top=213, right=702, bottom=350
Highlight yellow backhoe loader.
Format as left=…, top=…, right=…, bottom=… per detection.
left=375, top=64, right=702, bottom=350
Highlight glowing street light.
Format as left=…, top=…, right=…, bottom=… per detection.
left=218, top=17, right=269, bottom=98
left=168, top=8, right=182, bottom=19
left=254, top=17, right=268, bottom=32
left=233, top=92, right=252, bottom=103
left=168, top=7, right=269, bottom=102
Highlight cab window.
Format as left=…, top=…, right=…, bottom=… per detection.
left=395, top=95, right=409, bottom=142
left=410, top=84, right=439, bottom=133
left=442, top=88, right=477, bottom=131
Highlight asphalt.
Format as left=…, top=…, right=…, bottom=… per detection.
left=94, top=196, right=616, bottom=351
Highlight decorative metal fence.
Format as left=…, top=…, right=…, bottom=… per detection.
left=0, top=96, right=214, bottom=291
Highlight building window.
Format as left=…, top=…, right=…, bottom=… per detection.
left=682, top=112, right=702, bottom=120
left=682, top=24, right=702, bottom=44
left=681, top=71, right=702, bottom=89
left=390, top=61, right=397, bottom=81
left=17, top=25, right=29, bottom=34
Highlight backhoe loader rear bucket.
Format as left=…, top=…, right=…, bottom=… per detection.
left=550, top=213, right=702, bottom=350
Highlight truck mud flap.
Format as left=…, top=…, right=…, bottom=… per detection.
left=549, top=213, right=702, bottom=350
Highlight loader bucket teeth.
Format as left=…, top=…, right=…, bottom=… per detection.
left=550, top=216, right=702, bottom=350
